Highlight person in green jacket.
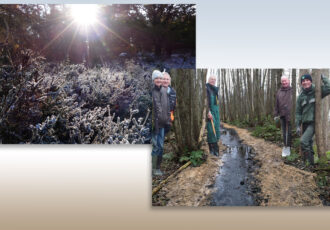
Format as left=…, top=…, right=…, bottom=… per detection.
left=206, top=76, right=221, bottom=156
left=296, top=74, right=330, bottom=165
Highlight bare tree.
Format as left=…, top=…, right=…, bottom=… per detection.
left=321, top=70, right=329, bottom=152
left=313, top=69, right=327, bottom=163
left=171, top=69, right=206, bottom=156
left=291, top=69, right=297, bottom=125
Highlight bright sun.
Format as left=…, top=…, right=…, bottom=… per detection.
left=70, top=4, right=99, bottom=26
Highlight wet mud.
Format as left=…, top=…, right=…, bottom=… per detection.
left=154, top=137, right=224, bottom=206
left=211, top=128, right=260, bottom=206
left=223, top=123, right=322, bottom=206
left=153, top=123, right=322, bottom=206
left=154, top=128, right=261, bottom=206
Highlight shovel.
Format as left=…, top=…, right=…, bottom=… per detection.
left=282, top=120, right=291, bottom=157
left=282, top=121, right=287, bottom=157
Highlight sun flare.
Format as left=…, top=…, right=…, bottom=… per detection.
left=70, top=4, right=99, bottom=26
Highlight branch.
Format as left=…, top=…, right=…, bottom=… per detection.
left=152, top=161, right=191, bottom=196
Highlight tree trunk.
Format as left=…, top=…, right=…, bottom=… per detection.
left=198, top=69, right=207, bottom=145
left=247, top=69, right=253, bottom=125
left=172, top=69, right=206, bottom=157
left=291, top=69, right=297, bottom=125
left=313, top=69, right=327, bottom=164
left=223, top=69, right=230, bottom=121
left=221, top=69, right=226, bottom=121
left=321, top=71, right=330, bottom=151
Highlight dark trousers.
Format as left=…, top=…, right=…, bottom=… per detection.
left=301, top=122, right=315, bottom=154
left=280, top=117, right=291, bottom=147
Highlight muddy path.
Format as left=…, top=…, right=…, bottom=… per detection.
left=210, top=128, right=260, bottom=206
left=154, top=123, right=322, bottom=206
left=155, top=139, right=225, bottom=206
left=223, top=123, right=322, bottom=206
left=154, top=126, right=260, bottom=206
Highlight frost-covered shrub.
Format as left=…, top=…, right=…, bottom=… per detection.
left=29, top=107, right=150, bottom=144
left=0, top=51, right=152, bottom=144
left=0, top=50, right=48, bottom=142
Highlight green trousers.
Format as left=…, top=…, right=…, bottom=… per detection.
left=301, top=122, right=315, bottom=154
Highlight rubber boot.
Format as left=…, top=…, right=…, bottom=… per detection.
left=154, top=155, right=163, bottom=176
left=208, top=143, right=214, bottom=155
left=152, top=155, right=157, bottom=175
left=213, top=143, right=219, bottom=157
left=307, top=151, right=314, bottom=165
left=302, top=152, right=307, bottom=163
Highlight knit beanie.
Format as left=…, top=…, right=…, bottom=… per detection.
left=152, top=70, right=163, bottom=81
left=301, top=74, right=312, bottom=83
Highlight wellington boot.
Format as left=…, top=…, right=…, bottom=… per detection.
left=208, top=143, right=214, bottom=155
left=307, top=152, right=314, bottom=165
left=154, top=169, right=163, bottom=176
left=213, top=143, right=219, bottom=157
left=302, top=152, right=307, bottom=163
left=154, top=155, right=163, bottom=176
left=152, top=155, right=157, bottom=175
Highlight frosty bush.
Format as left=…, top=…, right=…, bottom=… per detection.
left=0, top=51, right=152, bottom=144
left=29, top=107, right=150, bottom=144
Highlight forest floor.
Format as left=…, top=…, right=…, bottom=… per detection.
left=222, top=123, right=322, bottom=206
left=152, top=134, right=225, bottom=206
left=152, top=123, right=324, bottom=207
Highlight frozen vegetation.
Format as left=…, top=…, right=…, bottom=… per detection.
left=0, top=52, right=177, bottom=144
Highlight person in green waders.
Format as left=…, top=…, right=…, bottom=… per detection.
left=206, top=75, right=221, bottom=156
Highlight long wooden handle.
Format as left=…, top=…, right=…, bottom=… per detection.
left=152, top=161, right=191, bottom=196
left=211, top=119, right=216, bottom=136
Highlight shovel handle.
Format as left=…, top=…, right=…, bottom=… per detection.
left=211, top=119, right=216, bottom=136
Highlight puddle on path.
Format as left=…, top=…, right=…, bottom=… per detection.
left=211, top=127, right=259, bottom=206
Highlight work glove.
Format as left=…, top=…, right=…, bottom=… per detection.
left=296, top=126, right=301, bottom=136
left=274, top=116, right=280, bottom=121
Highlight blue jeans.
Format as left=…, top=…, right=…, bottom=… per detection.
left=151, top=128, right=165, bottom=156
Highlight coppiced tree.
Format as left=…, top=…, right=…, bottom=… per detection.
left=171, top=69, right=206, bottom=156
left=218, top=68, right=286, bottom=126
left=320, top=70, right=329, bottom=153
left=291, top=69, right=297, bottom=125
left=313, top=69, right=328, bottom=164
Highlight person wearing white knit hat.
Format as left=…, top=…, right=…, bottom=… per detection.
left=152, top=70, right=163, bottom=82
left=151, top=70, right=170, bottom=176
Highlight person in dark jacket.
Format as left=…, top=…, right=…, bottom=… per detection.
left=296, top=74, right=330, bottom=165
left=206, top=76, right=221, bottom=156
left=162, top=72, right=177, bottom=135
left=274, top=75, right=292, bottom=157
left=151, top=70, right=171, bottom=176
